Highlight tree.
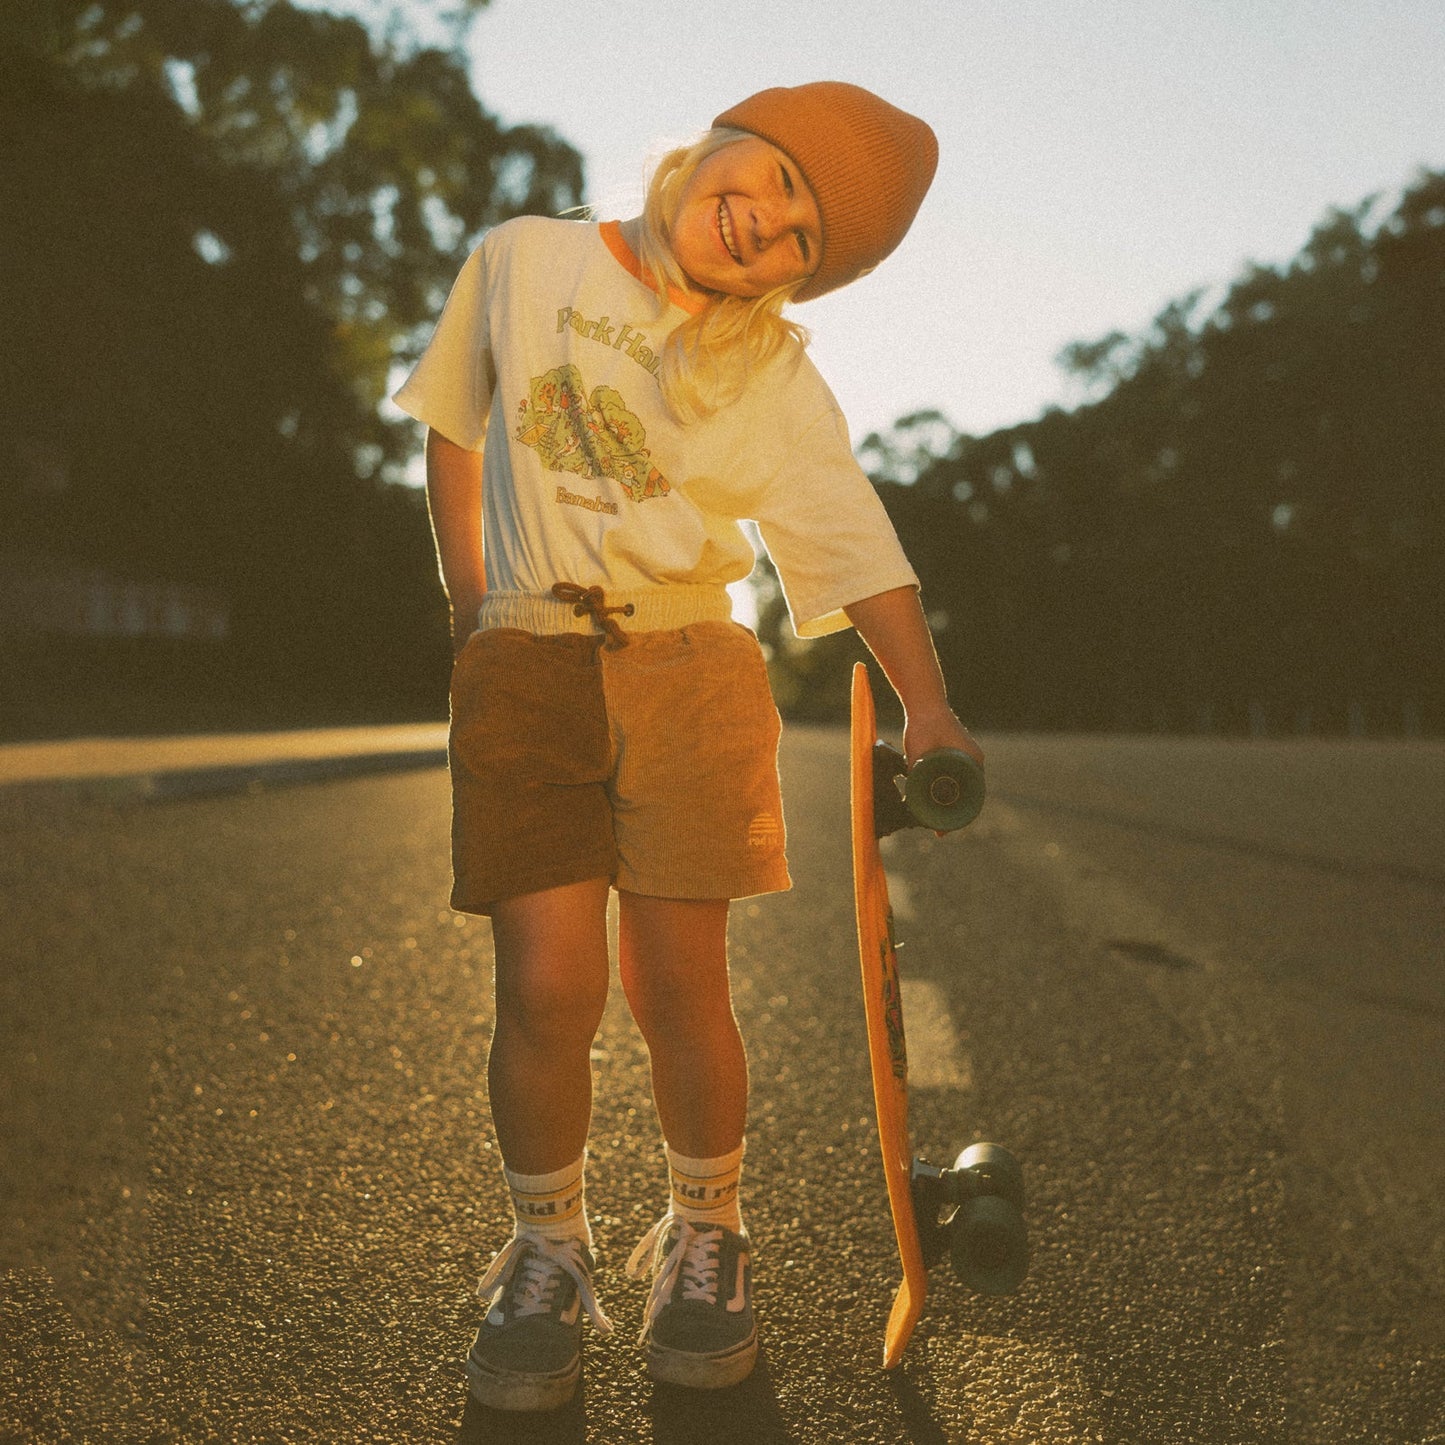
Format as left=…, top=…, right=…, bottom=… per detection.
left=1, top=1, right=586, bottom=733
left=765, top=170, right=1445, bottom=736
left=18, top=0, right=583, bottom=461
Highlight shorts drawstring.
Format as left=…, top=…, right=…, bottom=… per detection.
left=551, top=582, right=635, bottom=647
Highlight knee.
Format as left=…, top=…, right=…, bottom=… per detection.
left=619, top=964, right=677, bottom=1044
left=617, top=895, right=731, bottom=1038
left=496, top=966, right=608, bottom=1045
left=622, top=960, right=733, bottom=1048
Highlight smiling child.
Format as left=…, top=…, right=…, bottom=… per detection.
left=394, top=80, right=980, bottom=1412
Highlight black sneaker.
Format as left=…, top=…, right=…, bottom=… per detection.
left=467, top=1233, right=610, bottom=1412
left=626, top=1215, right=757, bottom=1388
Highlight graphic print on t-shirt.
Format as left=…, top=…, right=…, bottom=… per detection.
left=514, top=364, right=672, bottom=502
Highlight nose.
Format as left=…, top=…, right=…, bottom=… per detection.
left=751, top=196, right=791, bottom=248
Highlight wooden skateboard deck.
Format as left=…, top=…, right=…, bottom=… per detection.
left=849, top=662, right=1026, bottom=1370
left=850, top=662, right=929, bottom=1367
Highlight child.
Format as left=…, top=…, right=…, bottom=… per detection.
left=394, top=80, right=982, bottom=1411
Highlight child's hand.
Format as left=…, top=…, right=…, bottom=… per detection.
left=903, top=707, right=984, bottom=770
left=904, top=709, right=985, bottom=836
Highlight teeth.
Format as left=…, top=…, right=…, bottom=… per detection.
left=718, top=201, right=740, bottom=263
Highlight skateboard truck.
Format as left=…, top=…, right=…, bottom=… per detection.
left=871, top=742, right=986, bottom=838
left=911, top=1143, right=1029, bottom=1295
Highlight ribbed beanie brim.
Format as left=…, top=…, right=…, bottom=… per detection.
left=714, top=81, right=938, bottom=302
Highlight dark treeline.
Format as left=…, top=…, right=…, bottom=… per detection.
left=763, top=174, right=1445, bottom=737
left=1, top=0, right=582, bottom=736
left=3, top=3, right=1439, bottom=739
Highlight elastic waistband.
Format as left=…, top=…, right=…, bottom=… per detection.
left=475, top=586, right=735, bottom=637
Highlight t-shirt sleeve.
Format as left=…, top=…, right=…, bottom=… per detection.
left=755, top=401, right=920, bottom=639
left=392, top=243, right=495, bottom=451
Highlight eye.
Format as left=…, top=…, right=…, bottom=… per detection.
left=778, top=162, right=811, bottom=264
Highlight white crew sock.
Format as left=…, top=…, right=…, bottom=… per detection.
left=665, top=1141, right=745, bottom=1233
left=503, top=1154, right=592, bottom=1246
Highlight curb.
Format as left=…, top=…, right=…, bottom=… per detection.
left=0, top=746, right=448, bottom=805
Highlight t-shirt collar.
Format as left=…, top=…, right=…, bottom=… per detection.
left=599, top=220, right=707, bottom=316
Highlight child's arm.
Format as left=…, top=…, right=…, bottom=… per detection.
left=844, top=586, right=984, bottom=768
left=425, top=428, right=487, bottom=654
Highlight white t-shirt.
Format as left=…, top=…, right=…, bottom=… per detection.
left=394, top=216, right=918, bottom=637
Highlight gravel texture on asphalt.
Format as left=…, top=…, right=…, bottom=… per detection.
left=3, top=730, right=1441, bottom=1441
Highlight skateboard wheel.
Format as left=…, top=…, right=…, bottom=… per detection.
left=953, top=1142, right=1024, bottom=1209
left=904, top=750, right=985, bottom=832
left=950, top=1194, right=1029, bottom=1295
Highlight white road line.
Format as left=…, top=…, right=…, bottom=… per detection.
left=900, top=978, right=973, bottom=1090
left=884, top=868, right=915, bottom=921
left=881, top=867, right=972, bottom=1089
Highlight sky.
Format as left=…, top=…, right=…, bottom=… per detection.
left=443, top=0, right=1445, bottom=446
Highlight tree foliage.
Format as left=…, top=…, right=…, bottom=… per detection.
left=1, top=1, right=584, bottom=733
left=764, top=173, right=1445, bottom=736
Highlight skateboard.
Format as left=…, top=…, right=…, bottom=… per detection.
left=849, top=662, right=1028, bottom=1368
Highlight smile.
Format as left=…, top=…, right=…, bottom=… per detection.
left=717, top=200, right=742, bottom=264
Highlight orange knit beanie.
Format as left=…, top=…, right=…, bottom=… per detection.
left=713, top=81, right=938, bottom=302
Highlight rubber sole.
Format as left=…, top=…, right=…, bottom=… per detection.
left=466, top=1349, right=581, bottom=1413
left=645, top=1329, right=758, bottom=1389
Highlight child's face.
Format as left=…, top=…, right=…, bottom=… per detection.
left=670, top=136, right=822, bottom=298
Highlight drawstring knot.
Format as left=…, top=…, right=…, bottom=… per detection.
left=551, top=582, right=635, bottom=647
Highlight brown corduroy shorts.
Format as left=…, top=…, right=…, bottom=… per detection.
left=446, top=621, right=791, bottom=914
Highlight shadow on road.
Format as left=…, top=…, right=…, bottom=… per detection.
left=458, top=1385, right=588, bottom=1444
left=455, top=1348, right=796, bottom=1442
left=887, top=1366, right=957, bottom=1443
left=648, top=1348, right=792, bottom=1442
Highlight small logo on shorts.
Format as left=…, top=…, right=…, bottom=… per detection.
left=747, top=813, right=781, bottom=850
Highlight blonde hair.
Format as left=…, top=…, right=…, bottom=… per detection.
left=634, top=128, right=811, bottom=422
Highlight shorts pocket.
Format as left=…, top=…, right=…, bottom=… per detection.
left=450, top=631, right=610, bottom=787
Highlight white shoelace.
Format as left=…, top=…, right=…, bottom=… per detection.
left=476, top=1233, right=612, bottom=1335
left=625, top=1214, right=724, bottom=1343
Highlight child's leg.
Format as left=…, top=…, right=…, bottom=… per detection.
left=468, top=879, right=614, bottom=1412
left=488, top=878, right=612, bottom=1174
left=616, top=893, right=745, bottom=1157
left=618, top=891, right=758, bottom=1388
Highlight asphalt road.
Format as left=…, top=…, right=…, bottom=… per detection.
left=2, top=729, right=1441, bottom=1442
